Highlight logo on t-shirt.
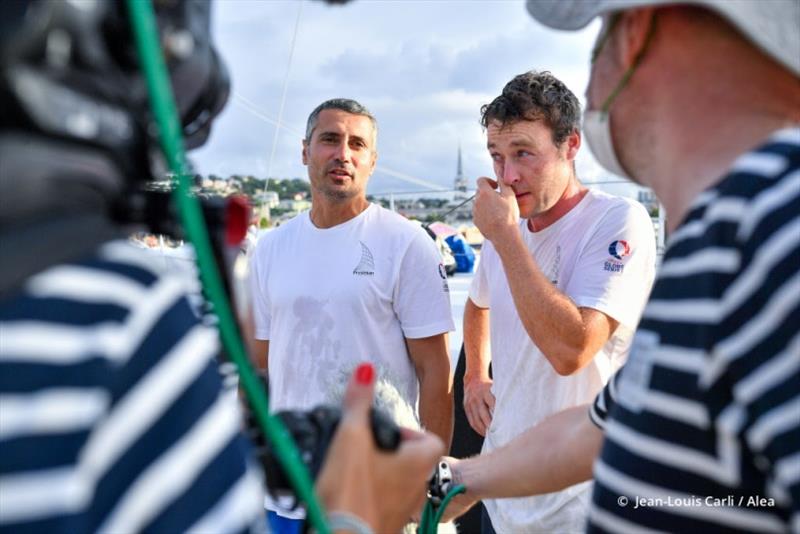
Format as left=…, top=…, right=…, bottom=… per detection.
left=604, top=240, right=631, bottom=273
left=437, top=263, right=450, bottom=292
left=353, top=241, right=375, bottom=276
left=608, top=240, right=631, bottom=260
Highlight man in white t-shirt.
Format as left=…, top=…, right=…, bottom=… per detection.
left=249, top=98, right=454, bottom=530
left=463, top=71, right=655, bottom=533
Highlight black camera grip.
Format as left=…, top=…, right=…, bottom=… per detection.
left=257, top=404, right=402, bottom=503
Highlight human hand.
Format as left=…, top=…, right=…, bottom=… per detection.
left=315, top=363, right=444, bottom=532
left=463, top=375, right=495, bottom=437
left=435, top=456, right=478, bottom=523
left=472, top=177, right=519, bottom=244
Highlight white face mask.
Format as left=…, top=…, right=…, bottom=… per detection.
left=582, top=109, right=629, bottom=179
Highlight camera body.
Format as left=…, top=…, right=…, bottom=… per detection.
left=252, top=404, right=402, bottom=503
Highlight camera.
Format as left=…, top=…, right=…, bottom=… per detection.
left=248, top=402, right=402, bottom=505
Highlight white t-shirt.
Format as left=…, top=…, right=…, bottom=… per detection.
left=469, top=189, right=656, bottom=533
left=250, top=203, right=454, bottom=428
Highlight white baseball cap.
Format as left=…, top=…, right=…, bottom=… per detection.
left=526, top=0, right=800, bottom=77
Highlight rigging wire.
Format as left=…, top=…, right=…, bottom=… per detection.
left=263, top=0, right=304, bottom=198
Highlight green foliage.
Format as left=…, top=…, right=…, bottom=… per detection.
left=199, top=175, right=311, bottom=203
left=266, top=178, right=311, bottom=200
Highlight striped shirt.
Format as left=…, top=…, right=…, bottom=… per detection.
left=587, top=127, right=800, bottom=533
left=0, top=240, right=263, bottom=533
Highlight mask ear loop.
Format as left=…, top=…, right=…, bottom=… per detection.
left=595, top=11, right=659, bottom=113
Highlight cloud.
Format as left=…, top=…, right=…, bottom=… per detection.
left=192, top=1, right=639, bottom=199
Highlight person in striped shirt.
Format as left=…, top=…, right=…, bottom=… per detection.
left=0, top=1, right=444, bottom=533
left=442, top=1, right=799, bottom=532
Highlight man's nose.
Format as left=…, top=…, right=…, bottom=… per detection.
left=501, top=162, right=520, bottom=186
left=334, top=141, right=351, bottom=162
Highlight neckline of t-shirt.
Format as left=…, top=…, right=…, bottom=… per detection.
left=522, top=188, right=598, bottom=238
left=303, top=202, right=375, bottom=233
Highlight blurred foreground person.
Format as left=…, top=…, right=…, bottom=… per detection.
left=0, top=1, right=442, bottom=532
left=442, top=0, right=800, bottom=532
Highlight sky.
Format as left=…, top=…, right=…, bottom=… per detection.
left=192, top=0, right=644, bottom=199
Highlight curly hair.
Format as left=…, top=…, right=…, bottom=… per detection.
left=480, top=71, right=581, bottom=146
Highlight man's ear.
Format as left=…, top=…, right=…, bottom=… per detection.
left=370, top=151, right=377, bottom=174
left=564, top=129, right=581, bottom=161
left=616, top=8, right=657, bottom=69
left=302, top=139, right=309, bottom=165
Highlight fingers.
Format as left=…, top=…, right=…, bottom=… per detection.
left=396, top=430, right=444, bottom=462
left=476, top=177, right=498, bottom=191
left=475, top=398, right=493, bottom=433
left=486, top=390, right=496, bottom=412
left=466, top=413, right=485, bottom=436
left=342, top=362, right=375, bottom=423
left=464, top=400, right=487, bottom=436
left=399, top=427, right=426, bottom=441
left=496, top=178, right=515, bottom=198
left=440, top=494, right=478, bottom=523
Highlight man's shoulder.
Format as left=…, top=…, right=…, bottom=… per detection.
left=586, top=188, right=650, bottom=220
left=365, top=204, right=432, bottom=248
left=368, top=204, right=426, bottom=233
left=720, top=128, right=800, bottom=201
left=254, top=213, right=307, bottom=250
left=679, top=127, right=800, bottom=245
left=567, top=189, right=652, bottom=242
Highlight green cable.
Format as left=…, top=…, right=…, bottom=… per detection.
left=431, top=484, right=466, bottom=527
left=124, top=2, right=330, bottom=533
left=419, top=500, right=432, bottom=534
left=419, top=484, right=467, bottom=534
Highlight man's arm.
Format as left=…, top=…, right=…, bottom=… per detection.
left=443, top=404, right=603, bottom=521
left=253, top=339, right=269, bottom=372
left=474, top=178, right=618, bottom=375
left=462, top=298, right=495, bottom=436
left=407, top=333, right=453, bottom=449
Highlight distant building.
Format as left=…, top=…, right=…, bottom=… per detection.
left=278, top=198, right=311, bottom=213
left=454, top=144, right=468, bottom=201
left=256, top=191, right=280, bottom=208
left=637, top=188, right=659, bottom=214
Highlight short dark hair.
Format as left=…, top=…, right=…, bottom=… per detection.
left=305, top=98, right=378, bottom=142
left=480, top=71, right=581, bottom=145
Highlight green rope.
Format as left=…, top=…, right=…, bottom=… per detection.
left=124, top=2, right=329, bottom=532
left=418, top=484, right=467, bottom=534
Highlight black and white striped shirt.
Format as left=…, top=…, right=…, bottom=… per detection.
left=0, top=240, right=263, bottom=533
left=588, top=128, right=800, bottom=533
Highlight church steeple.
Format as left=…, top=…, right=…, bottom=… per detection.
left=454, top=143, right=467, bottom=200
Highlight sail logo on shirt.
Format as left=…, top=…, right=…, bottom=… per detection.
left=353, top=241, right=375, bottom=276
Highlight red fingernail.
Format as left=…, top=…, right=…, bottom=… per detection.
left=355, top=363, right=374, bottom=385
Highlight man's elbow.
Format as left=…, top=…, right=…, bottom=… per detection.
left=547, top=347, right=596, bottom=376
